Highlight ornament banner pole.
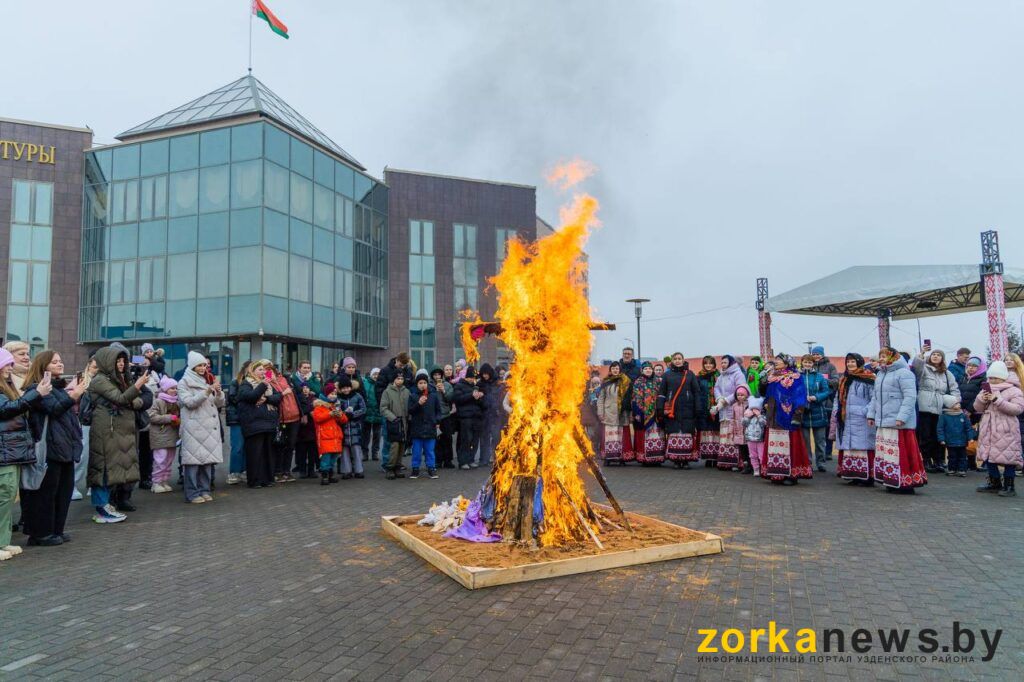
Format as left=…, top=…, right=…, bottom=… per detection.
left=980, top=230, right=1008, bottom=361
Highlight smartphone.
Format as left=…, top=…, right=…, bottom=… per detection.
left=981, top=381, right=992, bottom=393
left=923, top=339, right=931, bottom=348
left=43, top=371, right=51, bottom=381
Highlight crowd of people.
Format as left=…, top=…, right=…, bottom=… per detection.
left=1, top=337, right=1020, bottom=563
left=0, top=342, right=515, bottom=561
left=583, top=345, right=1024, bottom=497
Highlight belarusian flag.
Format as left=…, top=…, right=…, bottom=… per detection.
left=253, top=0, right=289, bottom=39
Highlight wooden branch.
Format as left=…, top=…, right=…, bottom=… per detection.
left=498, top=475, right=537, bottom=545
left=555, top=477, right=603, bottom=551
left=595, top=512, right=624, bottom=532
left=574, top=427, right=633, bottom=533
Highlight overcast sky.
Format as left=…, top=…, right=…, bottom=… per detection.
left=7, top=1, right=1023, bottom=362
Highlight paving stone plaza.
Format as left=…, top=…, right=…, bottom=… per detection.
left=2, top=464, right=1021, bottom=680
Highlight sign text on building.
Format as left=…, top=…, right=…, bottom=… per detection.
left=0, top=140, right=56, bottom=164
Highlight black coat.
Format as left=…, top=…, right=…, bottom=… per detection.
left=478, top=364, right=504, bottom=421
left=226, top=379, right=242, bottom=426
left=375, top=359, right=414, bottom=397
left=452, top=379, right=485, bottom=421
left=0, top=388, right=42, bottom=466
left=657, top=365, right=700, bottom=434
left=236, top=382, right=283, bottom=437
left=961, top=373, right=986, bottom=418
left=26, top=382, right=83, bottom=464
left=695, top=372, right=717, bottom=431
left=408, top=385, right=444, bottom=440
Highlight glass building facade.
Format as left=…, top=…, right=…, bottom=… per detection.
left=80, top=121, right=388, bottom=363
left=6, top=179, right=54, bottom=353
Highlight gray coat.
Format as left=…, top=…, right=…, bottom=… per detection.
left=176, top=370, right=225, bottom=466
left=834, top=379, right=877, bottom=450
left=866, top=358, right=918, bottom=430
left=911, top=356, right=961, bottom=415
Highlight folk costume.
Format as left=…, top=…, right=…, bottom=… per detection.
left=759, top=355, right=813, bottom=483
left=597, top=363, right=633, bottom=465
left=658, top=360, right=701, bottom=466
left=696, top=357, right=720, bottom=465
left=631, top=364, right=665, bottom=464
left=834, top=354, right=877, bottom=484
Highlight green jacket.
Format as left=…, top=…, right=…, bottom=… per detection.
left=87, top=347, right=144, bottom=488
left=362, top=375, right=381, bottom=424
left=379, top=384, right=410, bottom=423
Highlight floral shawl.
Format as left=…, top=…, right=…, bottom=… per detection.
left=631, top=374, right=662, bottom=428
left=765, top=367, right=807, bottom=431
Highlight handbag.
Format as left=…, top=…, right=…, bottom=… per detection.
left=20, top=418, right=49, bottom=491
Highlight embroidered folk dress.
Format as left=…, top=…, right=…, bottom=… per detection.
left=759, top=369, right=813, bottom=481
left=631, top=374, right=665, bottom=465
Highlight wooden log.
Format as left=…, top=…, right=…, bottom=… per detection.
left=498, top=475, right=537, bottom=544
left=555, top=477, right=603, bottom=550
left=574, top=427, right=633, bottom=533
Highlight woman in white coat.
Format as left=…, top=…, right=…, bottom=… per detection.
left=177, top=352, right=225, bottom=504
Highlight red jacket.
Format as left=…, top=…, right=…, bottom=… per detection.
left=312, top=403, right=348, bottom=455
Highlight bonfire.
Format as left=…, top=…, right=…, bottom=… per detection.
left=455, top=161, right=630, bottom=549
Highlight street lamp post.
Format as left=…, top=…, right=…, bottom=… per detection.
left=626, top=298, right=650, bottom=360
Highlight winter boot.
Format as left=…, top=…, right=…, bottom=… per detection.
left=998, top=479, right=1017, bottom=497
left=977, top=475, right=1001, bottom=493
left=320, top=472, right=330, bottom=486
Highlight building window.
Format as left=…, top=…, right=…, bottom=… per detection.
left=453, top=223, right=477, bottom=362
left=409, top=220, right=435, bottom=370
left=7, top=180, right=53, bottom=352
left=496, top=227, right=517, bottom=270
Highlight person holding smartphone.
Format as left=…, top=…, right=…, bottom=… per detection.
left=911, top=343, right=961, bottom=473
left=973, top=356, right=1024, bottom=496
left=237, top=360, right=282, bottom=488
left=176, top=352, right=225, bottom=504
left=21, top=351, right=84, bottom=545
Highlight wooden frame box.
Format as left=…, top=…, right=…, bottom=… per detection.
left=381, top=510, right=723, bottom=590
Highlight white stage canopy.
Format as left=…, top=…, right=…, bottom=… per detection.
left=766, top=265, right=1024, bottom=320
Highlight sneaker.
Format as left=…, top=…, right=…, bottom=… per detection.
left=0, top=549, right=11, bottom=561
left=354, top=473, right=364, bottom=479
left=103, top=504, right=127, bottom=519
left=71, top=489, right=83, bottom=501
left=152, top=484, right=167, bottom=494
left=460, top=464, right=471, bottom=470
left=227, top=473, right=241, bottom=485
left=2, top=545, right=23, bottom=556
left=469, top=463, right=479, bottom=469
left=27, top=535, right=63, bottom=547
left=816, top=466, right=827, bottom=473
left=201, top=494, right=213, bottom=502
left=60, top=533, right=72, bottom=543
left=428, top=469, right=438, bottom=479
left=114, top=502, right=137, bottom=513
left=190, top=497, right=206, bottom=504
left=93, top=508, right=125, bottom=524
left=410, top=469, right=420, bottom=479
left=958, top=472, right=967, bottom=477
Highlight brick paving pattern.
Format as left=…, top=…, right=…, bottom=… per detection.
left=1, top=462, right=1022, bottom=680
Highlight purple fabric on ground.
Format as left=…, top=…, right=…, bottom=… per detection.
left=443, top=497, right=502, bottom=543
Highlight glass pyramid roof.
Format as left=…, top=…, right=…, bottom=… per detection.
left=117, top=75, right=364, bottom=170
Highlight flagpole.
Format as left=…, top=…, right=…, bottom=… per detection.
left=248, top=0, right=254, bottom=74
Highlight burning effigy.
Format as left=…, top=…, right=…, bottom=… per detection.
left=381, top=161, right=723, bottom=588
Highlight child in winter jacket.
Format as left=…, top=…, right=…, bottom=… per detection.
left=311, top=387, right=348, bottom=486
left=743, top=397, right=767, bottom=477
left=407, top=370, right=443, bottom=479
left=974, top=360, right=1024, bottom=497
left=147, top=377, right=180, bottom=493
left=937, top=395, right=976, bottom=477
left=335, top=382, right=367, bottom=479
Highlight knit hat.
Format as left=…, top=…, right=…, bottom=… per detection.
left=187, top=351, right=208, bottom=370
left=430, top=366, right=444, bottom=378
left=464, top=366, right=477, bottom=379
left=811, top=345, right=825, bottom=355
left=748, top=397, right=764, bottom=410
left=141, top=343, right=155, bottom=353
left=324, top=382, right=337, bottom=395
left=942, top=395, right=959, bottom=409
left=415, top=369, right=430, bottom=382
left=342, top=356, right=356, bottom=369
left=158, top=376, right=177, bottom=392
left=0, top=348, right=14, bottom=371
left=987, top=361, right=1009, bottom=381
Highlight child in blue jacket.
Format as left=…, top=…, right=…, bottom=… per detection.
left=937, top=395, right=976, bottom=477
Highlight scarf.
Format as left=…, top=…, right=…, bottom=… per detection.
left=159, top=390, right=178, bottom=404
left=601, top=373, right=631, bottom=412
left=765, top=367, right=806, bottom=430
left=698, top=368, right=719, bottom=409
left=631, top=374, right=661, bottom=427
left=968, top=356, right=987, bottom=379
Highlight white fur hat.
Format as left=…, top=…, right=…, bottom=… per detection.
left=747, top=397, right=764, bottom=410
left=988, top=361, right=1009, bottom=381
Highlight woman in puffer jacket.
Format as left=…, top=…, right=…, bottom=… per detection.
left=912, top=347, right=961, bottom=473
left=0, top=348, right=48, bottom=560
left=973, top=358, right=1024, bottom=498
left=21, top=350, right=87, bottom=546
left=176, top=352, right=225, bottom=504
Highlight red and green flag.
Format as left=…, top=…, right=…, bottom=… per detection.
left=252, top=0, right=289, bottom=39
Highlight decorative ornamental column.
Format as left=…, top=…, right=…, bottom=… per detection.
left=877, top=311, right=891, bottom=348
left=756, top=277, right=773, bottom=359
left=981, top=230, right=1009, bottom=361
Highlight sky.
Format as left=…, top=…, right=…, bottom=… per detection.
left=6, top=1, right=1024, bottom=362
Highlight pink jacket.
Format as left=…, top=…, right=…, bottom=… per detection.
left=974, top=373, right=1024, bottom=467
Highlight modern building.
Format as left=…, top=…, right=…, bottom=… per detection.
left=79, top=75, right=388, bottom=378
left=0, top=117, right=93, bottom=368
left=380, top=168, right=541, bottom=371
left=2, top=75, right=551, bottom=379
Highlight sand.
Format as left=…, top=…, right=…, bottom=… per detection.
left=392, top=509, right=707, bottom=569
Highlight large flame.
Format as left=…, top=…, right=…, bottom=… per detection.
left=463, top=181, right=601, bottom=546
